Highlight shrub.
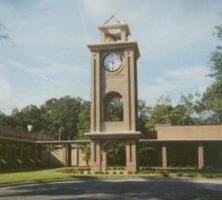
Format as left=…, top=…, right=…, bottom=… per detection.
left=161, top=170, right=169, bottom=177
left=177, top=173, right=184, bottom=177
left=203, top=174, right=216, bottom=178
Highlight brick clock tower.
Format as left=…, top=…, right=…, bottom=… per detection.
left=86, top=16, right=140, bottom=172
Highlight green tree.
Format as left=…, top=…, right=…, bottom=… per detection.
left=81, top=144, right=91, bottom=165
left=11, top=108, right=24, bottom=129
left=138, top=144, right=158, bottom=166
left=106, top=96, right=123, bottom=121
left=40, top=96, right=89, bottom=139
left=201, top=19, right=222, bottom=124
left=138, top=99, right=152, bottom=135
left=170, top=94, right=195, bottom=125
left=20, top=105, right=42, bottom=131
left=0, top=111, right=12, bottom=127
left=77, top=100, right=90, bottom=138
left=107, top=143, right=126, bottom=166
left=148, top=96, right=173, bottom=129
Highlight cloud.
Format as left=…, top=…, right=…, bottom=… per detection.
left=81, top=0, right=220, bottom=62
left=0, top=56, right=90, bottom=114
left=82, top=0, right=117, bottom=18
left=0, top=0, right=221, bottom=114
left=0, top=65, right=13, bottom=113
left=1, top=58, right=65, bottom=86
left=165, top=65, right=208, bottom=80
left=34, top=62, right=87, bottom=77
left=139, top=65, right=211, bottom=105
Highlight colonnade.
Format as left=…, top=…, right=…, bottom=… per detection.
left=1, top=140, right=221, bottom=170
left=160, top=142, right=204, bottom=169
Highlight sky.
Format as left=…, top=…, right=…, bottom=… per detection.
left=0, top=0, right=222, bottom=114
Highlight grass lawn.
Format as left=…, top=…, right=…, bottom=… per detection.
left=0, top=167, right=222, bottom=186
left=0, top=167, right=162, bottom=186
left=0, top=168, right=72, bottom=185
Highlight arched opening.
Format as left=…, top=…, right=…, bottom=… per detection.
left=104, top=92, right=123, bottom=122
left=106, top=143, right=126, bottom=167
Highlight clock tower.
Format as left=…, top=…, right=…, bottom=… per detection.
left=86, top=16, right=140, bottom=172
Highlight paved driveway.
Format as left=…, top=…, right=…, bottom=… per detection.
left=0, top=178, right=222, bottom=200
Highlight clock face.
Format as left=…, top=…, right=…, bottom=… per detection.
left=103, top=53, right=122, bottom=72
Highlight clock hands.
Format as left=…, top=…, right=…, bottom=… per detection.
left=104, top=53, right=121, bottom=71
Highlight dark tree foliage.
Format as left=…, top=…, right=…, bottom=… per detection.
left=105, top=95, right=123, bottom=122
left=77, top=100, right=90, bottom=138
left=0, top=112, right=12, bottom=127
left=201, top=18, right=222, bottom=124
left=138, top=144, right=160, bottom=166
left=40, top=96, right=89, bottom=139
left=0, top=96, right=90, bottom=139
left=107, top=143, right=126, bottom=166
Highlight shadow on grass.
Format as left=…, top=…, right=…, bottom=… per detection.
left=0, top=166, right=58, bottom=174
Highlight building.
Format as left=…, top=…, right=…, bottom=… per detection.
left=1, top=17, right=222, bottom=171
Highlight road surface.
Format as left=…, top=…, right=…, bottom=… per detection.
left=0, top=178, right=222, bottom=200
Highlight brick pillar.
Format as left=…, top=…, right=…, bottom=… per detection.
left=90, top=140, right=101, bottom=173
left=126, top=139, right=137, bottom=173
left=76, top=147, right=80, bottom=167
left=198, top=143, right=204, bottom=169
left=162, top=144, right=167, bottom=168
left=64, top=144, right=69, bottom=166
left=101, top=145, right=107, bottom=172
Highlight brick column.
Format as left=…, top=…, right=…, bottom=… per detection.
left=162, top=144, right=167, bottom=168
left=76, top=147, right=80, bottom=167
left=126, top=139, right=137, bottom=173
left=64, top=144, right=69, bottom=166
left=198, top=143, right=204, bottom=169
left=90, top=140, right=101, bottom=172
left=101, top=145, right=107, bottom=172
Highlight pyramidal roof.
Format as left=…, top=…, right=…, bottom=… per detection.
left=104, top=15, right=123, bottom=25
left=98, top=15, right=130, bottom=35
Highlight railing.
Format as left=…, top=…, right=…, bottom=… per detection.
left=0, top=126, right=55, bottom=141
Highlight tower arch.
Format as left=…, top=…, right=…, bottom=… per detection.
left=104, top=91, right=124, bottom=122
